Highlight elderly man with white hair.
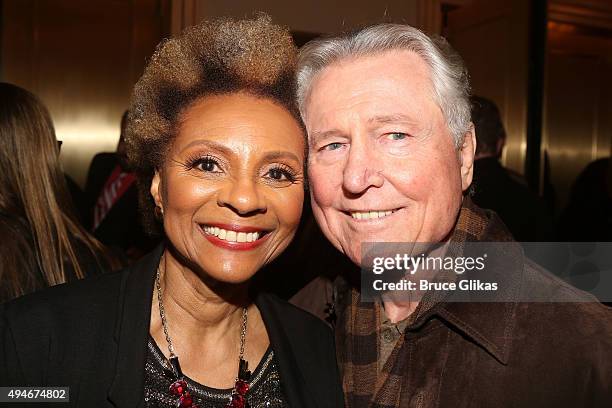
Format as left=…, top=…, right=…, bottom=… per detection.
left=294, top=24, right=612, bottom=407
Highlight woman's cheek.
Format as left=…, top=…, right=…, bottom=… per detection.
left=273, top=186, right=304, bottom=229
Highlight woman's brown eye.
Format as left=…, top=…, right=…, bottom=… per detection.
left=194, top=158, right=220, bottom=172
left=269, top=168, right=284, bottom=180
left=266, top=167, right=295, bottom=182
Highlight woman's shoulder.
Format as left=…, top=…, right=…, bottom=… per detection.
left=0, top=269, right=129, bottom=384
left=1, top=267, right=128, bottom=332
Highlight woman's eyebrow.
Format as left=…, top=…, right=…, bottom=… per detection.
left=179, top=139, right=233, bottom=156
left=179, top=140, right=301, bottom=164
left=261, top=150, right=301, bottom=163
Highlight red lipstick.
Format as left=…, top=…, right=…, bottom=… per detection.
left=198, top=224, right=271, bottom=251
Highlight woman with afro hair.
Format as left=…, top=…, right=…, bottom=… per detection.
left=1, top=15, right=343, bottom=408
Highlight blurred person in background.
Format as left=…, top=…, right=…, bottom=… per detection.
left=0, top=82, right=119, bottom=303
left=470, top=95, right=555, bottom=241
left=558, top=157, right=612, bottom=242
left=85, top=111, right=158, bottom=260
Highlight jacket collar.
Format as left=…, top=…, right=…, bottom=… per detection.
left=406, top=199, right=523, bottom=365
left=107, top=244, right=163, bottom=408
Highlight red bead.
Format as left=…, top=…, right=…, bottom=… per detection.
left=170, top=379, right=188, bottom=396
left=235, top=380, right=249, bottom=395
left=228, top=394, right=245, bottom=408
left=177, top=392, right=193, bottom=407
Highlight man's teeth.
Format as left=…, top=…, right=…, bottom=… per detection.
left=202, top=226, right=261, bottom=242
left=350, top=210, right=395, bottom=220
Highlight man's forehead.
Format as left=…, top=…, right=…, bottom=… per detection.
left=313, top=50, right=432, bottom=91
left=305, top=51, right=435, bottom=117
left=305, top=57, right=438, bottom=134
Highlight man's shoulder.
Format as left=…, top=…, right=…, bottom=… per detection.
left=258, top=291, right=335, bottom=352
left=521, top=257, right=602, bottom=301
left=290, top=276, right=335, bottom=323
left=515, top=259, right=612, bottom=353
left=260, top=292, right=332, bottom=332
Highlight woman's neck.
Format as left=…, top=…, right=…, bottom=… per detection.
left=150, top=249, right=269, bottom=388
left=154, top=248, right=250, bottom=341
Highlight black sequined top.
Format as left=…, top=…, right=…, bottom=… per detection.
left=144, top=336, right=289, bottom=407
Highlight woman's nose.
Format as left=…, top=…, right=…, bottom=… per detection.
left=217, top=177, right=267, bottom=216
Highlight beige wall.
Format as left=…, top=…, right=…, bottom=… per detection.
left=168, top=0, right=449, bottom=35
left=1, top=0, right=167, bottom=187
left=446, top=0, right=531, bottom=175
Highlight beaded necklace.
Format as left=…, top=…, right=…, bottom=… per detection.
left=155, top=264, right=251, bottom=408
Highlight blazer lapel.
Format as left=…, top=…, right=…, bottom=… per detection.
left=107, top=245, right=163, bottom=407
left=255, top=293, right=318, bottom=408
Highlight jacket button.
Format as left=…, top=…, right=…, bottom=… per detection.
left=382, top=328, right=396, bottom=343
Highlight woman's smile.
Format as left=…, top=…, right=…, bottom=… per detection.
left=198, top=222, right=273, bottom=250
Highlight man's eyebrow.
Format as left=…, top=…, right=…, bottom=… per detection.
left=367, top=114, right=417, bottom=125
left=308, top=129, right=345, bottom=144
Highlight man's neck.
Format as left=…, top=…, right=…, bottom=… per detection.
left=382, top=298, right=419, bottom=323
left=380, top=240, right=451, bottom=324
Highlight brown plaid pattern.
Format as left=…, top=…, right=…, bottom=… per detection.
left=336, top=198, right=511, bottom=408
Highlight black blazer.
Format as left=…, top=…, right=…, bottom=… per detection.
left=0, top=247, right=344, bottom=408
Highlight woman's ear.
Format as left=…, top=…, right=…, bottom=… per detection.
left=150, top=169, right=163, bottom=214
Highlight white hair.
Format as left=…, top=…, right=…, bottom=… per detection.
left=296, top=24, right=472, bottom=147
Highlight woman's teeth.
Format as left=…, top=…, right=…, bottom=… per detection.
left=202, top=226, right=261, bottom=243
left=350, top=210, right=395, bottom=220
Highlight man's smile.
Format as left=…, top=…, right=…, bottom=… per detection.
left=343, top=208, right=401, bottom=220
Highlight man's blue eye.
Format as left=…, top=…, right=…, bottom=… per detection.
left=388, top=133, right=408, bottom=141
left=324, top=142, right=343, bottom=151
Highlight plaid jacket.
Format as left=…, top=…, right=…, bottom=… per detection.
left=334, top=198, right=612, bottom=407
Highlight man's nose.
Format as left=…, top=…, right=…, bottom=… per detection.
left=342, top=140, right=384, bottom=195
left=217, top=177, right=267, bottom=216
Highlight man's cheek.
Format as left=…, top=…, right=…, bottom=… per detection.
left=310, top=174, right=335, bottom=206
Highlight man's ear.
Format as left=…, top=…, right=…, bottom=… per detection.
left=460, top=124, right=477, bottom=192
left=150, top=169, right=163, bottom=212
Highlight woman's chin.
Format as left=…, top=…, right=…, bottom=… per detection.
left=196, top=262, right=260, bottom=287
